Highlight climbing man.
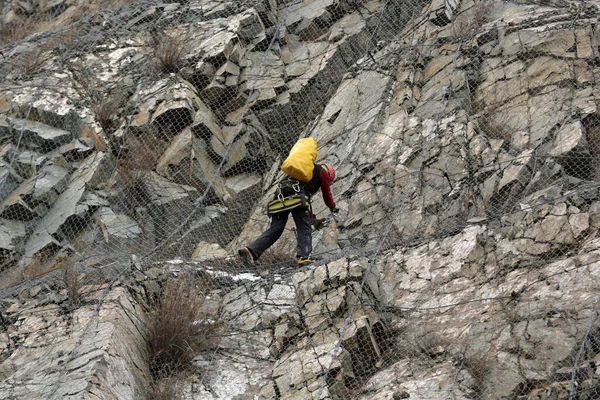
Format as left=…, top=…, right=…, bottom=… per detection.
left=238, top=163, right=338, bottom=267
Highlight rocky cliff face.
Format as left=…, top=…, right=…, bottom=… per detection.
left=2, top=0, right=600, bottom=399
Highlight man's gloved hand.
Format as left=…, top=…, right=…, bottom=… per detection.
left=330, top=207, right=340, bottom=214
left=312, top=217, right=326, bottom=230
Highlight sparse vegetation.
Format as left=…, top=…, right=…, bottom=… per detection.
left=147, top=276, right=218, bottom=379
left=0, top=250, right=17, bottom=275
left=147, top=377, right=184, bottom=400
left=17, top=47, right=53, bottom=77
left=93, top=92, right=128, bottom=134
left=63, top=263, right=83, bottom=305
left=115, top=131, right=166, bottom=210
left=0, top=17, right=53, bottom=46
left=477, top=110, right=514, bottom=144
left=418, top=331, right=449, bottom=358
left=459, top=354, right=492, bottom=395
left=10, top=26, right=79, bottom=77
left=154, top=34, right=187, bottom=74
left=0, top=0, right=137, bottom=46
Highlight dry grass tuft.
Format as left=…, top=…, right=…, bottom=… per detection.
left=460, top=354, right=492, bottom=394
left=0, top=0, right=137, bottom=45
left=418, top=331, right=449, bottom=358
left=17, top=47, right=53, bottom=77
left=148, top=276, right=218, bottom=379
left=0, top=18, right=53, bottom=45
left=115, top=131, right=166, bottom=210
left=119, top=131, right=166, bottom=176
left=477, top=111, right=513, bottom=144
left=154, top=34, right=187, bottom=74
left=0, top=250, right=18, bottom=275
left=93, top=92, right=127, bottom=134
left=64, top=263, right=83, bottom=305
left=13, top=26, right=79, bottom=77
left=147, top=377, right=184, bottom=400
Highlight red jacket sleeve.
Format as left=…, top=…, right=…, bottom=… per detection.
left=319, top=168, right=336, bottom=209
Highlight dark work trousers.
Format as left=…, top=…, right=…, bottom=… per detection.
left=248, top=206, right=312, bottom=260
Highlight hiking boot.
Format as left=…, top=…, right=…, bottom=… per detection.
left=238, top=247, right=256, bottom=266
left=297, top=257, right=314, bottom=267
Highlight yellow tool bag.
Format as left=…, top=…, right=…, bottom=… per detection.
left=281, top=137, right=317, bottom=182
left=267, top=194, right=306, bottom=215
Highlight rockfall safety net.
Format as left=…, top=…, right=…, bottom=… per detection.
left=2, top=0, right=600, bottom=399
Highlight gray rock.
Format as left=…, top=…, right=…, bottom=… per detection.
left=130, top=78, right=195, bottom=130
left=16, top=150, right=48, bottom=167
left=237, top=8, right=265, bottom=40
left=0, top=218, right=26, bottom=251
left=539, top=120, right=585, bottom=157
left=429, top=0, right=460, bottom=24
left=225, top=173, right=261, bottom=194
left=498, top=150, right=534, bottom=191
left=0, top=176, right=37, bottom=220
left=191, top=241, right=229, bottom=261
left=9, top=118, right=72, bottom=152
left=98, top=207, right=141, bottom=240
left=282, top=0, right=336, bottom=27
left=240, top=52, right=285, bottom=100
left=143, top=171, right=197, bottom=206
left=23, top=152, right=106, bottom=261
left=155, top=127, right=229, bottom=201
left=149, top=79, right=201, bottom=134
left=500, top=27, right=575, bottom=57
left=191, top=99, right=224, bottom=143
left=589, top=201, right=600, bottom=228
left=56, top=138, right=94, bottom=160
left=32, top=163, right=70, bottom=203
left=0, top=287, right=151, bottom=399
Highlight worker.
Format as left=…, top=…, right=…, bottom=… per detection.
left=238, top=163, right=338, bottom=267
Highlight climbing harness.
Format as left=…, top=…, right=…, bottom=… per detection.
left=267, top=179, right=310, bottom=215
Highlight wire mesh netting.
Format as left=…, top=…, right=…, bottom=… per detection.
left=2, top=0, right=600, bottom=398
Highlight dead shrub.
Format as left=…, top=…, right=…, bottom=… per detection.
left=147, top=377, right=184, bottom=400
left=93, top=92, right=127, bottom=134
left=418, top=331, right=449, bottom=358
left=154, top=34, right=187, bottom=73
left=0, top=250, right=17, bottom=275
left=119, top=131, right=166, bottom=176
left=148, top=276, right=218, bottom=379
left=64, top=264, right=83, bottom=305
left=459, top=354, right=492, bottom=394
left=116, top=131, right=166, bottom=208
left=14, top=26, right=79, bottom=77
left=18, top=47, right=53, bottom=77
left=477, top=111, right=513, bottom=144
left=0, top=17, right=53, bottom=45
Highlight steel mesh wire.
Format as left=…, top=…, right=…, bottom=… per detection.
left=1, top=0, right=600, bottom=399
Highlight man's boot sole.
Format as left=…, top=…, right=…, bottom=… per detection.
left=238, top=249, right=255, bottom=267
